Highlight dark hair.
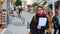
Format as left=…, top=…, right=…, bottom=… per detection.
left=48, top=11, right=52, bottom=15
left=48, top=12, right=50, bottom=15
left=48, top=4, right=52, bottom=10
left=37, top=6, right=43, bottom=10
left=43, top=1, right=47, bottom=5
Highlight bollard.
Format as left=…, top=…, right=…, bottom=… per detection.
left=27, top=22, right=30, bottom=29
left=23, top=17, right=25, bottom=24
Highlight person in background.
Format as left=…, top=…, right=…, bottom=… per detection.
left=18, top=6, right=22, bottom=18
left=30, top=6, right=49, bottom=34
left=53, top=11, right=59, bottom=34
left=46, top=11, right=53, bottom=34
left=42, top=1, right=48, bottom=14
left=14, top=6, right=16, bottom=11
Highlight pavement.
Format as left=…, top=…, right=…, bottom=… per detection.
left=9, top=11, right=35, bottom=26
left=4, top=24, right=30, bottom=34
left=3, top=11, right=34, bottom=34
left=4, top=11, right=35, bottom=34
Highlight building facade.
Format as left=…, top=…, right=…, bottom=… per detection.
left=0, top=0, right=16, bottom=10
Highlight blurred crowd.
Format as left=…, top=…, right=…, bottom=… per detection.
left=29, top=1, right=60, bottom=34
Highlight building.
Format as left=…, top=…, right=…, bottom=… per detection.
left=0, top=0, right=16, bottom=10
left=6, top=0, right=16, bottom=10
left=0, top=0, right=7, bottom=29
left=0, top=0, right=16, bottom=29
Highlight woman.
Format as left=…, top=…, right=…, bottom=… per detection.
left=30, top=6, right=49, bottom=34
left=46, top=11, right=53, bottom=34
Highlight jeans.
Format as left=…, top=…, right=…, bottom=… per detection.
left=58, top=25, right=60, bottom=34
left=54, top=27, right=58, bottom=34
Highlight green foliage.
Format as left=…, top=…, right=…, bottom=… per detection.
left=33, top=2, right=39, bottom=6
left=15, top=0, right=22, bottom=6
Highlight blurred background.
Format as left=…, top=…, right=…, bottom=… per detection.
left=0, top=0, right=60, bottom=34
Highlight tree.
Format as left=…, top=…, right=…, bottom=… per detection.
left=33, top=2, right=39, bottom=6
left=15, top=0, right=22, bottom=6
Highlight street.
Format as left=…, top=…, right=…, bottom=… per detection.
left=0, top=0, right=60, bottom=34
left=4, top=11, right=34, bottom=34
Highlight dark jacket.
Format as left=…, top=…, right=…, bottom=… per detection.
left=30, top=14, right=49, bottom=31
left=18, top=8, right=22, bottom=13
left=53, top=16, right=59, bottom=28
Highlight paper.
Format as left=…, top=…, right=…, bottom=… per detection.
left=38, top=18, right=47, bottom=26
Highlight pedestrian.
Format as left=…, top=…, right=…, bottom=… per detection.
left=53, top=11, right=59, bottom=34
left=18, top=6, right=22, bottom=18
left=46, top=11, right=53, bottom=34
left=14, top=6, right=16, bottom=11
left=30, top=6, right=49, bottom=34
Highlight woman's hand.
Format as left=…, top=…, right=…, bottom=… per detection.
left=37, top=25, right=41, bottom=29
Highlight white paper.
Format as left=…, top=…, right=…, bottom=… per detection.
left=38, top=18, right=47, bottom=26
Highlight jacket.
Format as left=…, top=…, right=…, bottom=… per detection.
left=46, top=15, right=53, bottom=33
left=30, top=14, right=49, bottom=31
left=53, top=16, right=59, bottom=28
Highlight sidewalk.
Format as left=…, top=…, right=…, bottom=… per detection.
left=4, top=24, right=30, bottom=34
left=0, top=28, right=7, bottom=34
left=3, top=11, right=34, bottom=34
left=0, top=11, right=36, bottom=34
left=9, top=11, right=26, bottom=26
